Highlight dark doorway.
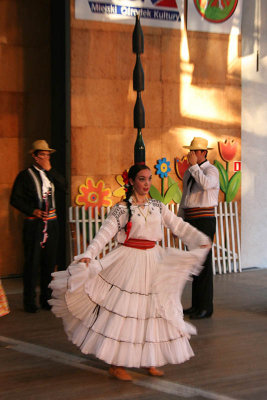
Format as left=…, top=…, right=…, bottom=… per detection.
left=50, top=0, right=71, bottom=269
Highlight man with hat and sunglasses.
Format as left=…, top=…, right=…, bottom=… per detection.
left=178, top=137, right=219, bottom=319
left=10, top=140, right=66, bottom=313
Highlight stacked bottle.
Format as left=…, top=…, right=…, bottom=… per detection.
left=132, top=14, right=145, bottom=165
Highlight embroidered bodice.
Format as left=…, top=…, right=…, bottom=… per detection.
left=74, top=199, right=210, bottom=261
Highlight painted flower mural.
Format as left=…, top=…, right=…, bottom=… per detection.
left=155, top=157, right=171, bottom=178
left=175, top=156, right=190, bottom=180
left=113, top=169, right=129, bottom=199
left=214, top=139, right=241, bottom=202
left=218, top=139, right=237, bottom=162
left=76, top=178, right=112, bottom=211
left=149, top=158, right=182, bottom=204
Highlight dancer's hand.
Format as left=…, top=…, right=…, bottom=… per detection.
left=80, top=258, right=91, bottom=267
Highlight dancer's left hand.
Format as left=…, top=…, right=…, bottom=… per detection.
left=80, top=258, right=91, bottom=267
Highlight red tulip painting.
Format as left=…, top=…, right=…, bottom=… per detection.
left=214, top=139, right=241, bottom=202
left=175, top=156, right=190, bottom=180
left=219, top=139, right=238, bottom=163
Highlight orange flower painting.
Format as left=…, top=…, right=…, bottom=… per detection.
left=76, top=178, right=112, bottom=210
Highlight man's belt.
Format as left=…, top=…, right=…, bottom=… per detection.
left=46, top=209, right=57, bottom=220
left=123, top=238, right=156, bottom=250
left=184, top=206, right=215, bottom=219
left=25, top=209, right=57, bottom=221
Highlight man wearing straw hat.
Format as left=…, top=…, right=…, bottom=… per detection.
left=10, top=140, right=65, bottom=313
left=178, top=137, right=219, bottom=319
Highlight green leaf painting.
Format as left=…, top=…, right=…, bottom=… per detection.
left=149, top=185, right=163, bottom=202
left=226, top=171, right=241, bottom=202
left=168, top=176, right=176, bottom=186
left=163, top=183, right=179, bottom=204
left=214, top=155, right=241, bottom=202
left=167, top=176, right=182, bottom=203
left=214, top=160, right=228, bottom=193
left=149, top=176, right=182, bottom=204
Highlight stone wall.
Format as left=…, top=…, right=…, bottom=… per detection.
left=0, top=0, right=51, bottom=276
left=70, top=2, right=241, bottom=209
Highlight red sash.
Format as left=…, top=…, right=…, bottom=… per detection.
left=123, top=238, right=156, bottom=250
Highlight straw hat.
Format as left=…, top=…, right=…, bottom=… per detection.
left=183, top=137, right=213, bottom=150
left=29, top=140, right=56, bottom=154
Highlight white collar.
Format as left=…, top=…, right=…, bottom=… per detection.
left=129, top=196, right=150, bottom=206
left=199, top=160, right=209, bottom=169
left=33, top=165, right=51, bottom=193
left=33, top=165, right=43, bottom=172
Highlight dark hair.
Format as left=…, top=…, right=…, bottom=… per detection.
left=201, top=150, right=208, bottom=159
left=125, top=164, right=150, bottom=231
left=194, top=150, right=208, bottom=158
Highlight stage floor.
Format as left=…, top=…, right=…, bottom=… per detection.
left=1, top=269, right=267, bottom=400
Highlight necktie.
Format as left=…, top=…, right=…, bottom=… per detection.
left=187, top=160, right=207, bottom=192
left=187, top=175, right=195, bottom=192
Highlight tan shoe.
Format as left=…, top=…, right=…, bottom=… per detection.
left=147, top=367, right=164, bottom=377
left=109, top=366, right=133, bottom=381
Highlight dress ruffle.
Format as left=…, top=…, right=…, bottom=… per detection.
left=49, top=244, right=208, bottom=368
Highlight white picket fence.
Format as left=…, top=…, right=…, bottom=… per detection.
left=69, top=202, right=241, bottom=275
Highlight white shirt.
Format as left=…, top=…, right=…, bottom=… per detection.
left=34, top=165, right=52, bottom=196
left=178, top=160, right=219, bottom=219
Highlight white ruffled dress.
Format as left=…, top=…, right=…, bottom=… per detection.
left=49, top=199, right=210, bottom=368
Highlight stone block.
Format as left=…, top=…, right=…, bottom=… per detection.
left=0, top=0, right=50, bottom=46
left=187, top=31, right=241, bottom=86
left=0, top=45, right=24, bottom=92
left=71, top=28, right=134, bottom=81
left=161, top=31, right=182, bottom=84
left=0, top=183, right=23, bottom=275
left=0, top=138, right=21, bottom=184
left=0, top=92, right=24, bottom=138
left=71, top=77, right=134, bottom=128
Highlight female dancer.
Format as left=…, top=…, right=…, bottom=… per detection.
left=49, top=164, right=210, bottom=381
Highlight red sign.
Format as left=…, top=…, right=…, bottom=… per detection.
left=234, top=161, right=241, bottom=172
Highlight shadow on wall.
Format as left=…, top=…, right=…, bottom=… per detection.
left=242, top=0, right=267, bottom=59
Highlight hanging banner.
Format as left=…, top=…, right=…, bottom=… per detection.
left=75, top=0, right=184, bottom=29
left=187, top=0, right=243, bottom=34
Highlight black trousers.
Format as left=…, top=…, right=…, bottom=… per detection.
left=22, top=218, right=58, bottom=306
left=185, top=217, right=216, bottom=314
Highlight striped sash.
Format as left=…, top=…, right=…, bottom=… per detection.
left=184, top=206, right=215, bottom=219
left=25, top=209, right=57, bottom=221
left=46, top=209, right=57, bottom=220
